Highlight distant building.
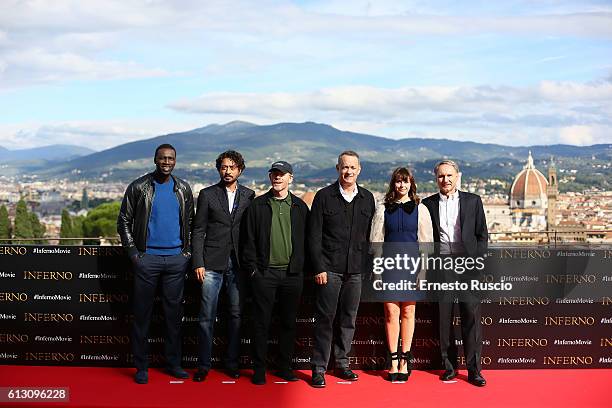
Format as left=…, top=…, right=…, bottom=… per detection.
left=509, top=151, right=548, bottom=230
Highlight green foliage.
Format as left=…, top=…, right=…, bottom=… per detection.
left=13, top=199, right=34, bottom=243
left=11, top=199, right=46, bottom=244
left=82, top=202, right=121, bottom=245
left=59, top=209, right=74, bottom=244
left=30, top=212, right=46, bottom=244
left=0, top=205, right=10, bottom=242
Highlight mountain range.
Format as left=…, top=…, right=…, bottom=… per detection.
left=6, top=121, right=611, bottom=191
left=0, top=144, right=95, bottom=162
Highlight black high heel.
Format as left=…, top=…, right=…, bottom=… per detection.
left=397, top=350, right=413, bottom=382
left=387, top=351, right=400, bottom=382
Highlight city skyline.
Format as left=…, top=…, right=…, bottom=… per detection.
left=1, top=1, right=611, bottom=150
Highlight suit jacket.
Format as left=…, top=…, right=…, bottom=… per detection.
left=308, top=181, right=375, bottom=275
left=191, top=181, right=255, bottom=271
left=421, top=191, right=488, bottom=256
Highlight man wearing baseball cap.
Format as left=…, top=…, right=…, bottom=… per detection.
left=241, top=160, right=310, bottom=385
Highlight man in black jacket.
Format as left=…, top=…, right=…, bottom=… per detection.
left=191, top=150, right=255, bottom=382
left=241, top=161, right=309, bottom=385
left=309, top=151, right=375, bottom=388
left=421, top=159, right=488, bottom=387
left=117, top=143, right=194, bottom=384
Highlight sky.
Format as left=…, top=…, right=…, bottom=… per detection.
left=1, top=0, right=611, bottom=151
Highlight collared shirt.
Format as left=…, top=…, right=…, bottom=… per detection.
left=226, top=187, right=237, bottom=214
left=438, top=190, right=463, bottom=254
left=339, top=183, right=358, bottom=203
left=268, top=194, right=293, bottom=267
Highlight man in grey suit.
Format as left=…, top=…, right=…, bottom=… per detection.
left=191, top=150, right=255, bottom=381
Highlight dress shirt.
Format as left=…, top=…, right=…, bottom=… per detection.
left=339, top=183, right=358, bottom=203
left=226, top=187, right=237, bottom=214
left=438, top=190, right=464, bottom=254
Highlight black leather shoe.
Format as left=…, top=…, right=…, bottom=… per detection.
left=311, top=372, right=326, bottom=388
left=134, top=370, right=148, bottom=384
left=440, top=369, right=456, bottom=381
left=193, top=369, right=208, bottom=382
left=335, top=369, right=359, bottom=381
left=252, top=370, right=266, bottom=385
left=468, top=372, right=487, bottom=387
left=226, top=368, right=240, bottom=379
left=274, top=370, right=299, bottom=382
left=165, top=367, right=189, bottom=379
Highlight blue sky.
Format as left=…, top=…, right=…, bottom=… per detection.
left=1, top=0, right=611, bottom=150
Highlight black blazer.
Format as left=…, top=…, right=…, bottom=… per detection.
left=240, top=190, right=309, bottom=276
left=308, top=181, right=375, bottom=275
left=191, top=182, right=255, bottom=271
left=421, top=191, right=488, bottom=256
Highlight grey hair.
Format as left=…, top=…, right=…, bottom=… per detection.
left=337, top=150, right=360, bottom=165
left=433, top=159, right=459, bottom=175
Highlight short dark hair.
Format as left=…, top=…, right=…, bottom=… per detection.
left=154, top=143, right=176, bottom=158
left=216, top=150, right=245, bottom=171
left=337, top=150, right=360, bottom=165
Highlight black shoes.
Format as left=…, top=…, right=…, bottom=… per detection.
left=252, top=370, right=266, bottom=385
left=397, top=350, right=413, bottom=382
left=226, top=368, right=240, bottom=379
left=274, top=370, right=299, bottom=382
left=387, top=351, right=400, bottom=382
left=193, top=369, right=208, bottom=382
left=440, top=369, right=457, bottom=381
left=335, top=368, right=359, bottom=381
left=165, top=367, right=189, bottom=379
left=311, top=372, right=326, bottom=388
left=134, top=370, right=148, bottom=384
left=468, top=372, right=487, bottom=387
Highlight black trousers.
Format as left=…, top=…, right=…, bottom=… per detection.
left=311, top=272, right=361, bottom=373
left=433, top=263, right=483, bottom=374
left=250, top=267, right=303, bottom=371
left=131, top=253, right=189, bottom=371
left=438, top=300, right=482, bottom=373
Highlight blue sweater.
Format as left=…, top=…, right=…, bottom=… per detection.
left=146, top=179, right=182, bottom=255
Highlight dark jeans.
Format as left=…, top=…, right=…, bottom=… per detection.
left=197, top=266, right=242, bottom=370
left=250, top=267, right=303, bottom=371
left=311, top=272, right=361, bottom=373
left=131, top=253, right=189, bottom=371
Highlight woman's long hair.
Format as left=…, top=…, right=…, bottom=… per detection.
left=384, top=167, right=420, bottom=205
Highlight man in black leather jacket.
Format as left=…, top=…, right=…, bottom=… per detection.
left=117, top=143, right=194, bottom=384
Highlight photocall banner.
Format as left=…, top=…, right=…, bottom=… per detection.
left=0, top=245, right=610, bottom=370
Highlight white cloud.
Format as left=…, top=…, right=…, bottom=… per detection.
left=559, top=125, right=595, bottom=145
left=0, top=119, right=206, bottom=150
left=1, top=1, right=611, bottom=88
left=0, top=49, right=170, bottom=85
left=168, top=80, right=612, bottom=115
left=166, top=80, right=612, bottom=145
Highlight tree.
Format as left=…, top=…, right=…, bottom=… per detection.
left=72, top=215, right=85, bottom=245
left=13, top=199, right=34, bottom=244
left=0, top=205, right=10, bottom=243
left=81, top=187, right=89, bottom=210
left=82, top=202, right=121, bottom=245
left=59, top=208, right=73, bottom=245
left=30, top=212, right=46, bottom=244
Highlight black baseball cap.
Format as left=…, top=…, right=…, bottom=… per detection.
left=268, top=160, right=293, bottom=174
